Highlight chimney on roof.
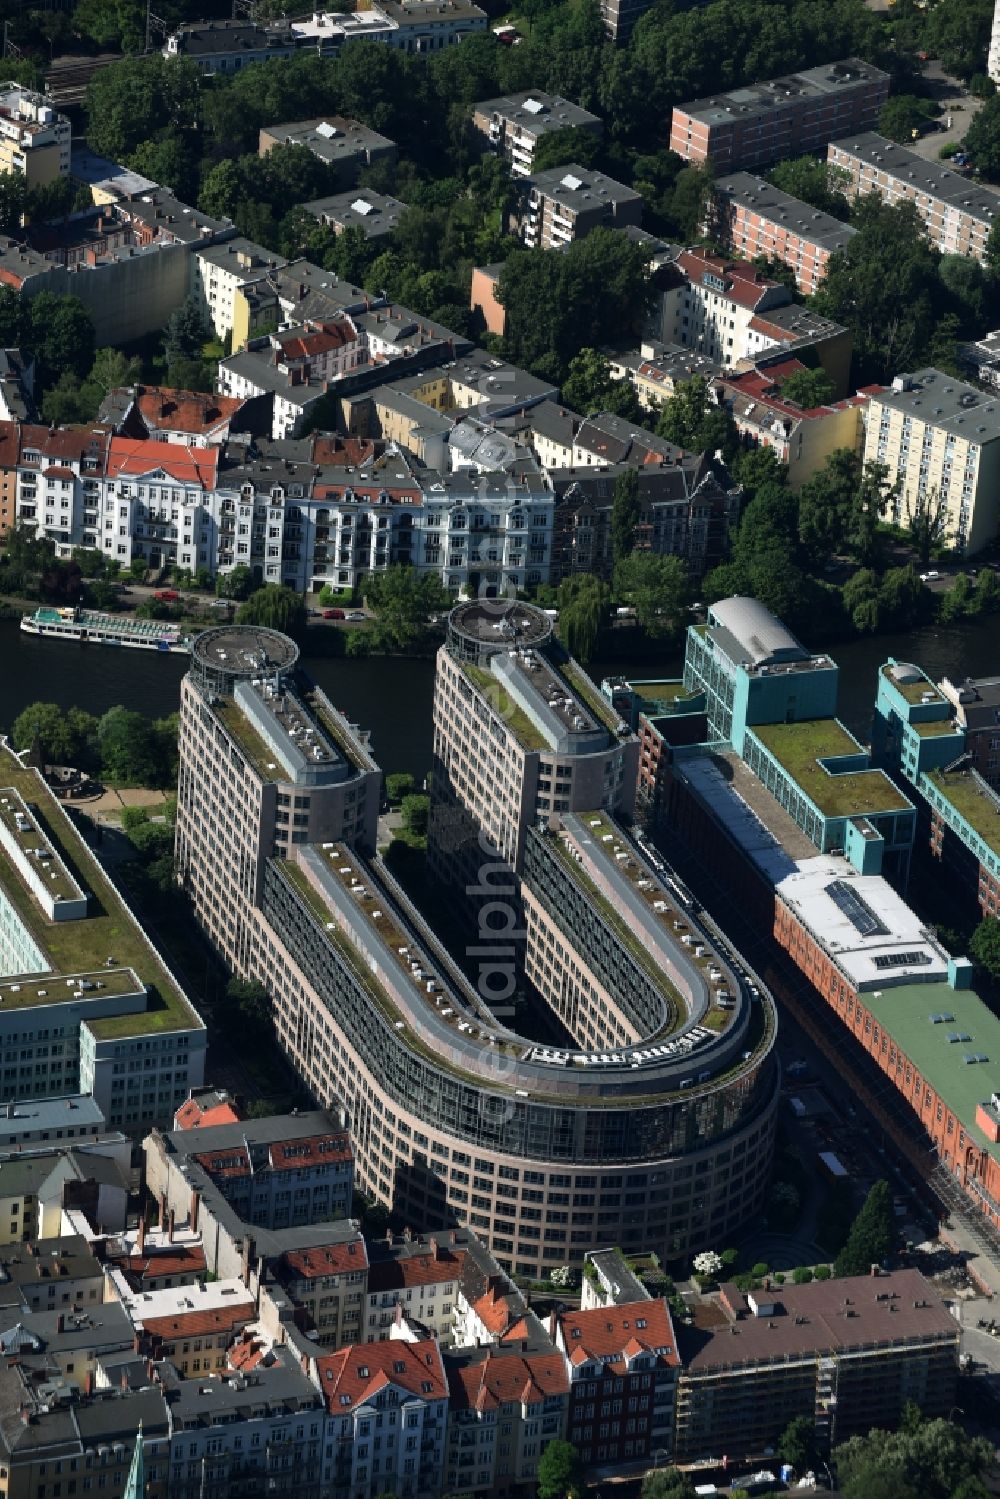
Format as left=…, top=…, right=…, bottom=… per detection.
left=137, top=1213, right=146, bottom=1254
left=158, top=1193, right=167, bottom=1230
left=167, top=1208, right=175, bottom=1244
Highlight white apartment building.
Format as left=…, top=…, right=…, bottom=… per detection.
left=653, top=248, right=852, bottom=391
left=828, top=134, right=998, bottom=264
left=195, top=238, right=288, bottom=339
left=862, top=368, right=1000, bottom=554
left=312, top=1335, right=450, bottom=1499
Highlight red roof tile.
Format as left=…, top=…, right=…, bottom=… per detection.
left=315, top=1338, right=448, bottom=1410
left=192, top=1131, right=352, bottom=1181
left=367, top=1246, right=465, bottom=1294
left=116, top=1244, right=207, bottom=1284
left=106, top=437, right=219, bottom=489
left=143, top=1299, right=255, bottom=1340
left=136, top=387, right=244, bottom=436
left=448, top=1352, right=569, bottom=1411
left=281, top=1238, right=368, bottom=1281
left=557, top=1301, right=678, bottom=1372
left=676, top=249, right=782, bottom=311
left=174, top=1098, right=242, bottom=1130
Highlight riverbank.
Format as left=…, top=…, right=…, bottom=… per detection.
left=2, top=613, right=999, bottom=782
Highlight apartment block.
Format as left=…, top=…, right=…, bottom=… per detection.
left=471, top=92, right=603, bottom=177
left=147, top=1111, right=355, bottom=1233
left=828, top=133, right=998, bottom=263
left=651, top=248, right=852, bottom=393
left=862, top=369, right=1000, bottom=554
left=429, top=600, right=640, bottom=879
left=445, top=1352, right=570, bottom=1492
left=97, top=385, right=246, bottom=448
left=174, top=627, right=381, bottom=974
left=675, top=1272, right=958, bottom=1462
left=600, top=0, right=654, bottom=43
left=608, top=340, right=721, bottom=412
left=0, top=83, right=70, bottom=185
left=0, top=751, right=205, bottom=1130
left=301, top=189, right=407, bottom=241
left=259, top=117, right=397, bottom=184
left=711, top=171, right=856, bottom=294
left=0, top=191, right=236, bottom=347
left=669, top=59, right=889, bottom=171
left=195, top=237, right=288, bottom=339
left=513, top=164, right=642, bottom=249
left=554, top=1301, right=679, bottom=1468
left=718, top=357, right=872, bottom=486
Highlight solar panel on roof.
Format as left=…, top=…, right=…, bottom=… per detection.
left=826, top=880, right=889, bottom=938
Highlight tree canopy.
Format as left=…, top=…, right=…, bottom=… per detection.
left=834, top=1179, right=894, bottom=1277
left=235, top=584, right=308, bottom=638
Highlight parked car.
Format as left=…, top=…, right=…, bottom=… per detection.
left=919, top=570, right=940, bottom=582
left=345, top=610, right=366, bottom=621
left=154, top=589, right=180, bottom=602
left=323, top=608, right=345, bottom=619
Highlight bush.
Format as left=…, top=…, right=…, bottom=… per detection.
left=751, top=1261, right=769, bottom=1278
left=814, top=1263, right=832, bottom=1280
left=792, top=1266, right=814, bottom=1284
left=386, top=773, right=416, bottom=804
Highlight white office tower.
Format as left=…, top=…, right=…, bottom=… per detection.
left=990, top=0, right=1000, bottom=85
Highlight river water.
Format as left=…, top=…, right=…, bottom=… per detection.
left=1, top=615, right=998, bottom=779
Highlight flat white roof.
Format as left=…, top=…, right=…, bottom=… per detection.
left=112, top=1274, right=252, bottom=1326
left=776, top=855, right=950, bottom=991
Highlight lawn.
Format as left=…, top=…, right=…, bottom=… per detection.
left=463, top=663, right=549, bottom=751
left=926, top=767, right=1000, bottom=857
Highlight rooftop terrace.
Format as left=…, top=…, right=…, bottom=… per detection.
left=0, top=752, right=202, bottom=1039
left=752, top=719, right=911, bottom=819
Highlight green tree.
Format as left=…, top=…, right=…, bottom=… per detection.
left=536, top=1440, right=582, bottom=1499
left=97, top=706, right=162, bottom=785
left=236, top=584, right=308, bottom=639
left=164, top=295, right=211, bottom=370
left=557, top=573, right=608, bottom=663
left=562, top=347, right=640, bottom=419
left=879, top=94, right=937, bottom=144
left=640, top=1469, right=696, bottom=1499
left=780, top=367, right=835, bottom=408
left=971, top=917, right=1000, bottom=981
left=779, top=1414, right=818, bottom=1474
left=610, top=468, right=641, bottom=565
left=225, top=977, right=272, bottom=1033
left=797, top=448, right=861, bottom=561
left=843, top=568, right=883, bottom=633
left=964, top=93, right=1000, bottom=179
left=386, top=773, right=416, bottom=803
left=813, top=199, right=945, bottom=382
left=12, top=703, right=97, bottom=765
left=835, top=1416, right=993, bottom=1499
left=27, top=294, right=95, bottom=389
left=84, top=55, right=200, bottom=163
left=768, top=156, right=851, bottom=219
left=400, top=793, right=429, bottom=839
left=852, top=460, right=897, bottom=566
left=530, top=127, right=604, bottom=173
left=834, top=1179, right=895, bottom=1277
left=216, top=566, right=258, bottom=601
left=613, top=552, right=688, bottom=637
left=656, top=376, right=735, bottom=458
left=364, top=565, right=447, bottom=650
left=905, top=486, right=951, bottom=565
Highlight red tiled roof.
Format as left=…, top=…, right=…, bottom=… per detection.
left=315, top=1338, right=448, bottom=1410
left=278, top=320, right=357, bottom=361
left=106, top=436, right=219, bottom=489
left=192, top=1131, right=352, bottom=1181
left=174, top=1098, right=242, bottom=1130
left=367, top=1246, right=465, bottom=1294
left=676, top=249, right=781, bottom=311
left=448, top=1352, right=569, bottom=1411
left=229, top=1331, right=266, bottom=1372
left=143, top=1299, right=255, bottom=1340
left=281, top=1238, right=368, bottom=1281
left=470, top=1283, right=530, bottom=1343
left=117, top=1244, right=207, bottom=1283
left=42, top=466, right=77, bottom=479
left=557, top=1301, right=678, bottom=1372
left=310, top=435, right=376, bottom=467
left=136, top=387, right=243, bottom=435
left=19, top=424, right=109, bottom=464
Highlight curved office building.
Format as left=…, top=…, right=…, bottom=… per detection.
left=177, top=618, right=779, bottom=1276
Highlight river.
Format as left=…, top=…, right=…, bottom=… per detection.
left=1, top=615, right=998, bottom=779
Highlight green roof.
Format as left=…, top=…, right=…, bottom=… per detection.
left=913, top=720, right=961, bottom=738
left=925, top=767, right=1000, bottom=858
left=462, top=663, right=549, bottom=752
left=866, top=982, right=1000, bottom=1160
left=0, top=752, right=202, bottom=1039
left=881, top=664, right=945, bottom=705
left=752, top=719, right=911, bottom=819
left=214, top=697, right=286, bottom=782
